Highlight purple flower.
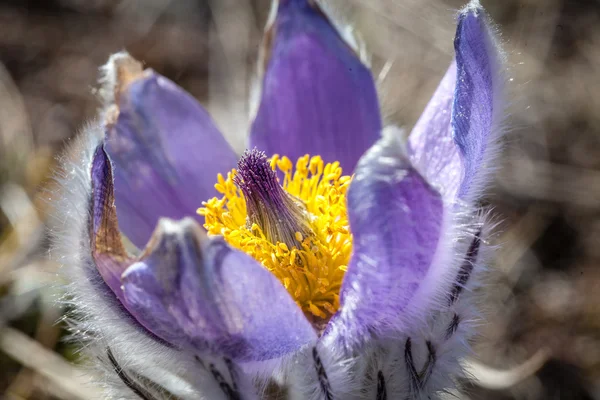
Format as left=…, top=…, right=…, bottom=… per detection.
left=52, top=0, right=505, bottom=398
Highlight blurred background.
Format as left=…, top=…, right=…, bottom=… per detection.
left=0, top=0, right=599, bottom=398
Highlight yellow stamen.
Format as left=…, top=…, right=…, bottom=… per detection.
left=197, top=154, right=352, bottom=321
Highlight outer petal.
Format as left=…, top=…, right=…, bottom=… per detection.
left=329, top=0, right=503, bottom=350
left=102, top=53, right=238, bottom=248
left=91, top=144, right=130, bottom=302
left=90, top=145, right=316, bottom=361
left=120, top=218, right=317, bottom=362
left=326, top=131, right=447, bottom=346
left=249, top=0, right=381, bottom=172
left=453, top=4, right=502, bottom=199
left=407, top=1, right=503, bottom=201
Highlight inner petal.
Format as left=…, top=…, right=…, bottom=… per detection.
left=198, top=149, right=352, bottom=326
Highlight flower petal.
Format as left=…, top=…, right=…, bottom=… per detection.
left=330, top=1, right=503, bottom=349
left=453, top=4, right=503, bottom=199
left=103, top=53, right=238, bottom=248
left=407, top=1, right=503, bottom=201
left=249, top=0, right=381, bottom=172
left=120, top=218, right=317, bottom=362
left=328, top=131, right=447, bottom=346
left=90, top=143, right=130, bottom=301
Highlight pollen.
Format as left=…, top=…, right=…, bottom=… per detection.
left=198, top=153, right=352, bottom=322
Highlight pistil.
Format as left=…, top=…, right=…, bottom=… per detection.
left=235, top=149, right=313, bottom=249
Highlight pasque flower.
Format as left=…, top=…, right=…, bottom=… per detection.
left=52, top=0, right=505, bottom=398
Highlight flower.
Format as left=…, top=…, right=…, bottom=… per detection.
left=52, top=0, right=505, bottom=398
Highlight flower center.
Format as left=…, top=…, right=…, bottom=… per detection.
left=198, top=149, right=352, bottom=323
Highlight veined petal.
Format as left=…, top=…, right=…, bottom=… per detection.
left=120, top=218, right=317, bottom=361
left=407, top=1, right=503, bottom=201
left=328, top=131, right=447, bottom=346
left=102, top=53, right=238, bottom=248
left=250, top=0, right=381, bottom=172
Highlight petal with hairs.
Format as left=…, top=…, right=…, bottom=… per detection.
left=328, top=132, right=444, bottom=347
left=408, top=3, right=503, bottom=202
left=120, top=219, right=317, bottom=362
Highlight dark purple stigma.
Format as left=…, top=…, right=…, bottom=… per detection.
left=235, top=149, right=311, bottom=246
left=235, top=150, right=283, bottom=210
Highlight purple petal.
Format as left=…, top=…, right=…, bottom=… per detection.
left=103, top=53, right=238, bottom=248
left=407, top=2, right=503, bottom=201
left=329, top=2, right=504, bottom=347
left=453, top=4, right=502, bottom=199
left=121, top=218, right=317, bottom=361
left=90, top=144, right=131, bottom=301
left=327, top=133, right=446, bottom=345
left=249, top=0, right=381, bottom=172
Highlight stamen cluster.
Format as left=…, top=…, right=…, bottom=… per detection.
left=199, top=153, right=352, bottom=320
